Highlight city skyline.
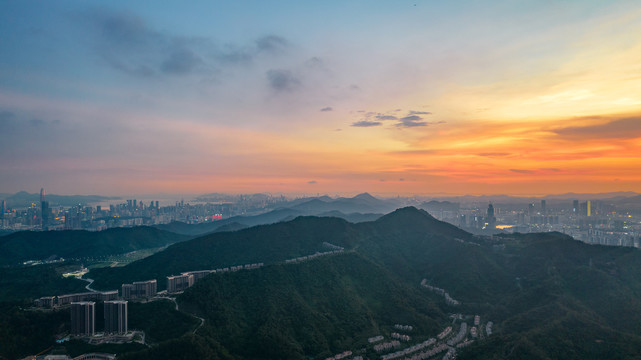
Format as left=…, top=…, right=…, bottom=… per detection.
left=2, top=1, right=641, bottom=196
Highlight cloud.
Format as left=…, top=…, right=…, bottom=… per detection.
left=161, top=49, right=202, bottom=74
left=396, top=115, right=428, bottom=127
left=477, top=152, right=511, bottom=157
left=266, top=69, right=301, bottom=91
left=351, top=120, right=382, bottom=127
left=83, top=9, right=290, bottom=79
left=308, top=180, right=317, bottom=184
left=320, top=107, right=333, bottom=112
left=389, top=149, right=438, bottom=155
left=409, top=110, right=431, bottom=115
left=509, top=169, right=534, bottom=174
left=376, top=115, right=398, bottom=120
left=553, top=117, right=641, bottom=139
left=256, top=35, right=288, bottom=54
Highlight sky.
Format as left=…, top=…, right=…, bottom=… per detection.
left=1, top=1, right=641, bottom=197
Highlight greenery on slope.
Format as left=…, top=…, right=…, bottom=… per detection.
left=174, top=253, right=446, bottom=359
left=89, top=216, right=360, bottom=290
left=0, top=263, right=89, bottom=302
left=6, top=207, right=641, bottom=359
left=0, top=227, right=189, bottom=265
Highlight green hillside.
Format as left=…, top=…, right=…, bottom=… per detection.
left=0, top=227, right=190, bottom=265
left=173, top=253, right=445, bottom=359
left=89, top=216, right=360, bottom=290
left=9, top=207, right=641, bottom=359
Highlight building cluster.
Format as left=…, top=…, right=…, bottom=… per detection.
left=441, top=347, right=457, bottom=360
left=166, top=264, right=264, bottom=293
left=374, top=340, right=401, bottom=353
left=446, top=323, right=468, bottom=346
left=70, top=300, right=128, bottom=336
left=456, top=339, right=475, bottom=349
left=323, top=350, right=352, bottom=360
left=368, top=335, right=384, bottom=343
left=396, top=343, right=448, bottom=360
left=485, top=321, right=493, bottom=336
left=391, top=333, right=411, bottom=341
left=437, top=326, right=452, bottom=340
left=394, top=324, right=413, bottom=331
left=121, top=280, right=157, bottom=299
left=284, top=250, right=343, bottom=264
left=0, top=189, right=287, bottom=231
left=442, top=199, right=641, bottom=248
left=420, top=279, right=461, bottom=306
left=35, top=291, right=118, bottom=308
left=381, top=339, right=443, bottom=360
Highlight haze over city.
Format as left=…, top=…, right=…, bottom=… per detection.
left=2, top=1, right=641, bottom=196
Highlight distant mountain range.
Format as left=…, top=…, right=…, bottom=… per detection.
left=154, top=193, right=388, bottom=236
left=86, top=207, right=641, bottom=359
left=0, top=227, right=189, bottom=266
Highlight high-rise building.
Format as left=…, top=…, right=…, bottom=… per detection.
left=541, top=200, right=546, bottom=215
left=573, top=200, right=579, bottom=214
left=71, top=301, right=95, bottom=336
left=133, top=279, right=157, bottom=298
left=0, top=199, right=5, bottom=220
left=167, top=274, right=194, bottom=293
left=40, top=188, right=49, bottom=229
left=486, top=203, right=496, bottom=229
left=587, top=201, right=591, bottom=217
left=104, top=301, right=128, bottom=334
left=121, top=284, right=134, bottom=299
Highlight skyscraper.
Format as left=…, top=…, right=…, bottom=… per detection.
left=104, top=300, right=128, bottom=334
left=486, top=203, right=496, bottom=229
left=573, top=200, right=579, bottom=214
left=541, top=200, right=546, bottom=215
left=71, top=301, right=95, bottom=336
left=40, top=188, right=49, bottom=229
left=0, top=199, right=5, bottom=220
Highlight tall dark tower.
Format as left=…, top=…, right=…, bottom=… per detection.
left=541, top=199, right=546, bottom=215
left=487, top=203, right=496, bottom=229
left=0, top=199, right=5, bottom=220
left=104, top=300, right=128, bottom=334
left=71, top=301, right=95, bottom=336
left=40, top=188, right=49, bottom=230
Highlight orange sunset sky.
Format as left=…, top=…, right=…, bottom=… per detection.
left=1, top=1, right=641, bottom=196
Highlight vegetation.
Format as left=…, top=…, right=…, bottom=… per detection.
left=6, top=207, right=641, bottom=359
left=0, top=227, right=189, bottom=265
left=129, top=300, right=200, bottom=343
left=0, top=263, right=89, bottom=302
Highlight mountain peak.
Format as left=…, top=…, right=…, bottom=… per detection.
left=353, top=192, right=378, bottom=201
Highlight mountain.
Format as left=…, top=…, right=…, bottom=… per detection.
left=12, top=206, right=641, bottom=359
left=168, top=253, right=447, bottom=360
left=90, top=216, right=361, bottom=290
left=155, top=207, right=381, bottom=236
left=290, top=192, right=399, bottom=214
left=0, top=227, right=189, bottom=265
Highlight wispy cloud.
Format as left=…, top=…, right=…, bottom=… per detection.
left=553, top=117, right=641, bottom=139
left=396, top=115, right=428, bottom=127
left=351, top=120, right=382, bottom=127
left=266, top=69, right=301, bottom=91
